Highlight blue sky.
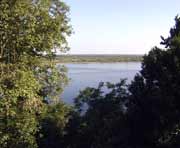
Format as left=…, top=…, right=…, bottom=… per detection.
left=64, top=0, right=180, bottom=54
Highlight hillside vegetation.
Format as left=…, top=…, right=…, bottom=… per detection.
left=55, top=54, right=142, bottom=63
left=1, top=0, right=180, bottom=148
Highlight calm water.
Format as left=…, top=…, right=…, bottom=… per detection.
left=59, top=62, right=141, bottom=104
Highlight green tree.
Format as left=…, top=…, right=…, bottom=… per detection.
left=0, top=0, right=72, bottom=147
left=0, top=63, right=44, bottom=147
left=0, top=0, right=71, bottom=63
left=63, top=81, right=130, bottom=148
left=37, top=102, right=72, bottom=148
left=62, top=16, right=180, bottom=148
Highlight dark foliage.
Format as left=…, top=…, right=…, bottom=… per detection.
left=38, top=16, right=180, bottom=148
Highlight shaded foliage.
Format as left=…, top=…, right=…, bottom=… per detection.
left=1, top=0, right=180, bottom=147
left=51, top=16, right=180, bottom=148
left=37, top=102, right=72, bottom=148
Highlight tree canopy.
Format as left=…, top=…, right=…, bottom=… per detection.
left=55, top=16, right=180, bottom=148
left=0, top=0, right=72, bottom=147
left=0, top=0, right=72, bottom=63
left=1, top=0, right=180, bottom=147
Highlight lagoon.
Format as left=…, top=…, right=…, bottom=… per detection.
left=60, top=62, right=141, bottom=104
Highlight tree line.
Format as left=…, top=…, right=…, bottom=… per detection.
left=1, top=0, right=180, bottom=148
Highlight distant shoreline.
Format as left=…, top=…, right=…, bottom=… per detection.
left=55, top=54, right=143, bottom=63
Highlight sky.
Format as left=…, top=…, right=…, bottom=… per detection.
left=64, top=0, right=180, bottom=55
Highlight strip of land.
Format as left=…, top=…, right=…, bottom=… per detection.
left=55, top=54, right=143, bottom=63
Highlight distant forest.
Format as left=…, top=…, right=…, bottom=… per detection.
left=1, top=0, right=180, bottom=148
left=55, top=54, right=143, bottom=63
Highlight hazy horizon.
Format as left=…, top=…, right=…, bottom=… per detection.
left=59, top=53, right=144, bottom=56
